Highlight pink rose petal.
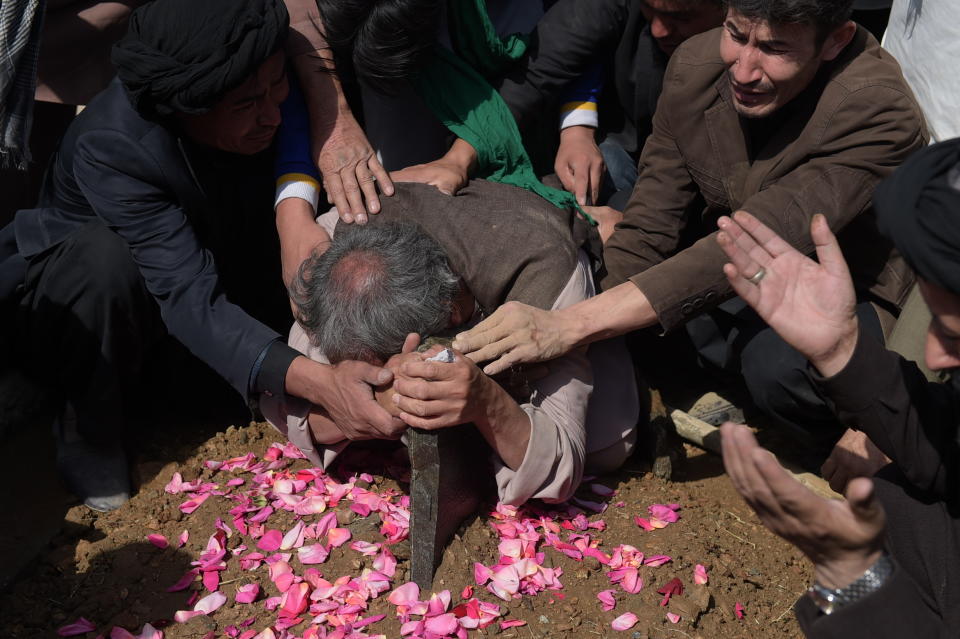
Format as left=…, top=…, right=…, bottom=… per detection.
left=179, top=493, right=209, bottom=514
left=634, top=516, right=654, bottom=531
left=327, top=527, right=351, bottom=548
left=474, top=562, right=492, bottom=585
left=596, top=589, right=616, bottom=612
left=667, top=612, right=681, bottom=624
left=57, top=618, right=97, bottom=636
left=235, top=583, right=259, bottom=604
left=177, top=530, right=189, bottom=548
left=194, top=591, right=227, bottom=614
left=694, top=564, right=708, bottom=585
left=297, top=544, right=329, bottom=565
left=173, top=610, right=205, bottom=624
left=166, top=569, right=198, bottom=592
left=424, top=613, right=458, bottom=635
left=735, top=602, right=745, bottom=619
left=499, top=620, right=526, bottom=630
left=146, top=534, right=168, bottom=549
left=388, top=581, right=420, bottom=606
left=644, top=555, right=672, bottom=567
left=256, top=529, right=282, bottom=552
left=611, top=612, right=638, bottom=631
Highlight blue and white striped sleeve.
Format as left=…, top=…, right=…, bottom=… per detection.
left=275, top=74, right=322, bottom=211
left=558, top=63, right=604, bottom=130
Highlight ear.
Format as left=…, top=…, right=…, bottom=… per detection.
left=820, top=20, right=857, bottom=62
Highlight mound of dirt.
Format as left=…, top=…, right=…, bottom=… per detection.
left=0, top=416, right=810, bottom=639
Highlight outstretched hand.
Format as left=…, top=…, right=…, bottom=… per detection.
left=721, top=423, right=886, bottom=589
left=717, top=211, right=860, bottom=377
left=451, top=302, right=577, bottom=375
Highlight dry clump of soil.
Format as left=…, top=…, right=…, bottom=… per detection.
left=0, top=420, right=810, bottom=639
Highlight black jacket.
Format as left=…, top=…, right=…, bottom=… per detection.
left=796, top=331, right=960, bottom=637
left=11, top=80, right=292, bottom=398
left=498, top=0, right=665, bottom=158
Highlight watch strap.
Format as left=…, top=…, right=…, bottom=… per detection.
left=807, top=553, right=893, bottom=614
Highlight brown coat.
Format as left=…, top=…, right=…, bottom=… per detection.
left=602, top=26, right=927, bottom=332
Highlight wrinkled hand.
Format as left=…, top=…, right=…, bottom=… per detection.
left=320, top=360, right=406, bottom=441
left=452, top=301, right=577, bottom=375
left=555, top=125, right=604, bottom=206
left=717, top=211, right=860, bottom=377
left=391, top=345, right=491, bottom=429
left=391, top=158, right=469, bottom=196
left=372, top=334, right=422, bottom=417
left=316, top=112, right=394, bottom=224
left=721, top=423, right=886, bottom=589
left=822, top=429, right=892, bottom=494
left=583, top=205, right=623, bottom=244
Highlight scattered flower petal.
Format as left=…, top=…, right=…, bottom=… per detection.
left=694, top=564, right=708, bottom=585
left=596, top=589, right=616, bottom=611
left=57, top=618, right=96, bottom=636
left=146, top=534, right=168, bottom=549
left=611, top=612, right=638, bottom=631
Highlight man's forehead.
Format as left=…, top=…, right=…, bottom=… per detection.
left=724, top=8, right=815, bottom=45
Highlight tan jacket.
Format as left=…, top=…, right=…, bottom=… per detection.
left=602, top=26, right=927, bottom=332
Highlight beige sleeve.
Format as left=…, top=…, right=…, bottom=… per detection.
left=494, top=251, right=594, bottom=505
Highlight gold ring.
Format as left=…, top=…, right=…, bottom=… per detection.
left=747, top=267, right=767, bottom=285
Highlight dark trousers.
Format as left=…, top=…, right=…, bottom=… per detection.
left=686, top=297, right=885, bottom=447
left=11, top=222, right=164, bottom=444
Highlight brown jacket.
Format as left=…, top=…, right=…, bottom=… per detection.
left=602, top=26, right=927, bottom=332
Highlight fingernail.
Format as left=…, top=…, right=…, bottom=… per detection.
left=392, top=393, right=400, bottom=404
left=377, top=370, right=392, bottom=384
left=356, top=214, right=367, bottom=224
left=451, top=340, right=462, bottom=350
left=343, top=213, right=354, bottom=223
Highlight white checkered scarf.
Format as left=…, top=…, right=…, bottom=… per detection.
left=0, top=0, right=45, bottom=170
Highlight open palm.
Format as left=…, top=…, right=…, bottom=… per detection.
left=717, top=211, right=859, bottom=368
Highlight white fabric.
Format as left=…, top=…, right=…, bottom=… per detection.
left=882, top=0, right=960, bottom=142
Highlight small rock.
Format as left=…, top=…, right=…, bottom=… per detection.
left=538, top=615, right=550, bottom=624
left=574, top=568, right=591, bottom=580
left=354, top=479, right=371, bottom=489
left=688, top=584, right=712, bottom=612
left=337, top=510, right=355, bottom=526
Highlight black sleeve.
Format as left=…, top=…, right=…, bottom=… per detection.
left=815, top=329, right=960, bottom=501
left=795, top=559, right=951, bottom=639
left=497, top=0, right=628, bottom=131
left=74, top=129, right=282, bottom=399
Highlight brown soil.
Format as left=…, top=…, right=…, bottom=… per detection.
left=0, top=407, right=811, bottom=639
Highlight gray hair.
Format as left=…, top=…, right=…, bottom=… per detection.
left=291, top=221, right=460, bottom=363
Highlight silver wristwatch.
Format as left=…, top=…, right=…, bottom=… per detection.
left=807, top=554, right=893, bottom=615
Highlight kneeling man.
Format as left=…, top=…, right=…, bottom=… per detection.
left=263, top=180, right=640, bottom=505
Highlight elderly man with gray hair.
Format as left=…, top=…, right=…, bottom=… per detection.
left=262, top=179, right=640, bottom=505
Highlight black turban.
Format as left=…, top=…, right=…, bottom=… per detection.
left=111, top=0, right=289, bottom=119
left=875, top=138, right=960, bottom=296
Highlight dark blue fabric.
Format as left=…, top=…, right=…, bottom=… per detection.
left=12, top=79, right=281, bottom=398
left=274, top=74, right=320, bottom=183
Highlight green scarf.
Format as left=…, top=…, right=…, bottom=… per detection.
left=412, top=0, right=593, bottom=223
